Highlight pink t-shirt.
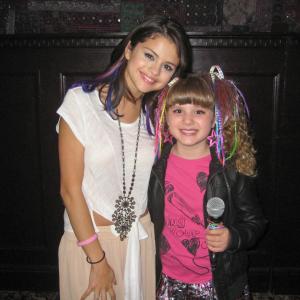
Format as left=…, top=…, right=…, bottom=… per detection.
left=161, top=153, right=212, bottom=284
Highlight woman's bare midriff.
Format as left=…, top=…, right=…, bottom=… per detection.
left=93, top=209, right=149, bottom=226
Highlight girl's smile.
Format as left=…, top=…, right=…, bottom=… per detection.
left=166, top=103, right=215, bottom=159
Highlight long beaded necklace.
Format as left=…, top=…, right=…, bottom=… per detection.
left=112, top=113, right=141, bottom=241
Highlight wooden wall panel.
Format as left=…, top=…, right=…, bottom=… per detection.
left=271, top=36, right=300, bottom=293
left=0, top=71, right=44, bottom=250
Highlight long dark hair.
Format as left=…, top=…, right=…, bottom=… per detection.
left=74, top=15, right=192, bottom=131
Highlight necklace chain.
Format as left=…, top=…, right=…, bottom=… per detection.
left=119, top=116, right=141, bottom=199
left=112, top=114, right=141, bottom=241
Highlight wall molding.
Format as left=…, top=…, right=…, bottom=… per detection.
left=0, top=33, right=299, bottom=49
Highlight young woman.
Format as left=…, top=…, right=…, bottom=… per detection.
left=57, top=15, right=191, bottom=300
left=148, top=68, right=266, bottom=299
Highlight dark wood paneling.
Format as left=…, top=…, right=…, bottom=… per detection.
left=0, top=72, right=44, bottom=248
left=0, top=33, right=299, bottom=293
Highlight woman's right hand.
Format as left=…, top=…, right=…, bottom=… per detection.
left=81, top=258, right=116, bottom=300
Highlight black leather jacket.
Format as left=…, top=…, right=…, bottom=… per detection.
left=147, top=143, right=266, bottom=300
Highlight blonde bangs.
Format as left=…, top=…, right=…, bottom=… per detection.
left=166, top=75, right=214, bottom=110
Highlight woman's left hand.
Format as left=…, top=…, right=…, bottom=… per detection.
left=205, top=227, right=230, bottom=252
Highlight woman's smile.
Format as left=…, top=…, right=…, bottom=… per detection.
left=124, top=34, right=179, bottom=98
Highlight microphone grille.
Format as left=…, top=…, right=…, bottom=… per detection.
left=206, top=197, right=225, bottom=219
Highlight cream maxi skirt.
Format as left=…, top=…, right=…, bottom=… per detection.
left=58, top=213, right=156, bottom=300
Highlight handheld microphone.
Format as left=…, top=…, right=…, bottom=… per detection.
left=206, top=197, right=225, bottom=271
left=206, top=197, right=225, bottom=230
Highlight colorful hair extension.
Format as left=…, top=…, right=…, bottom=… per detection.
left=228, top=80, right=250, bottom=118
left=210, top=66, right=226, bottom=164
left=154, top=87, right=168, bottom=159
left=210, top=65, right=249, bottom=165
left=71, top=55, right=125, bottom=117
left=214, top=107, right=225, bottom=165
left=154, top=77, right=179, bottom=158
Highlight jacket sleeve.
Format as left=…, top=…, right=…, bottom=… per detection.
left=147, top=170, right=165, bottom=283
left=147, top=170, right=165, bottom=237
left=227, top=173, right=267, bottom=251
left=147, top=172, right=155, bottom=221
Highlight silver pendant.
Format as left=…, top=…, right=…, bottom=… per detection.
left=112, top=195, right=136, bottom=241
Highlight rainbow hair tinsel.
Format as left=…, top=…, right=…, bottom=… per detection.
left=209, top=65, right=250, bottom=165
left=154, top=77, right=179, bottom=158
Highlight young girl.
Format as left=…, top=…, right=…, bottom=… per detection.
left=57, top=15, right=191, bottom=300
left=148, top=68, right=266, bottom=300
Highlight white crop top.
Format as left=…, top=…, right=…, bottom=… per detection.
left=57, top=87, right=155, bottom=300
left=57, top=86, right=155, bottom=231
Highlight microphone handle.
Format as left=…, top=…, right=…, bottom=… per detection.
left=211, top=252, right=217, bottom=271
left=208, top=217, right=224, bottom=271
left=208, top=216, right=224, bottom=230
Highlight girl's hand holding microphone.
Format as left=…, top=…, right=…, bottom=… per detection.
left=205, top=196, right=230, bottom=252
left=205, top=226, right=230, bottom=252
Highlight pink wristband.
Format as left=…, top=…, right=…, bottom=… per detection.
left=77, top=233, right=98, bottom=247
